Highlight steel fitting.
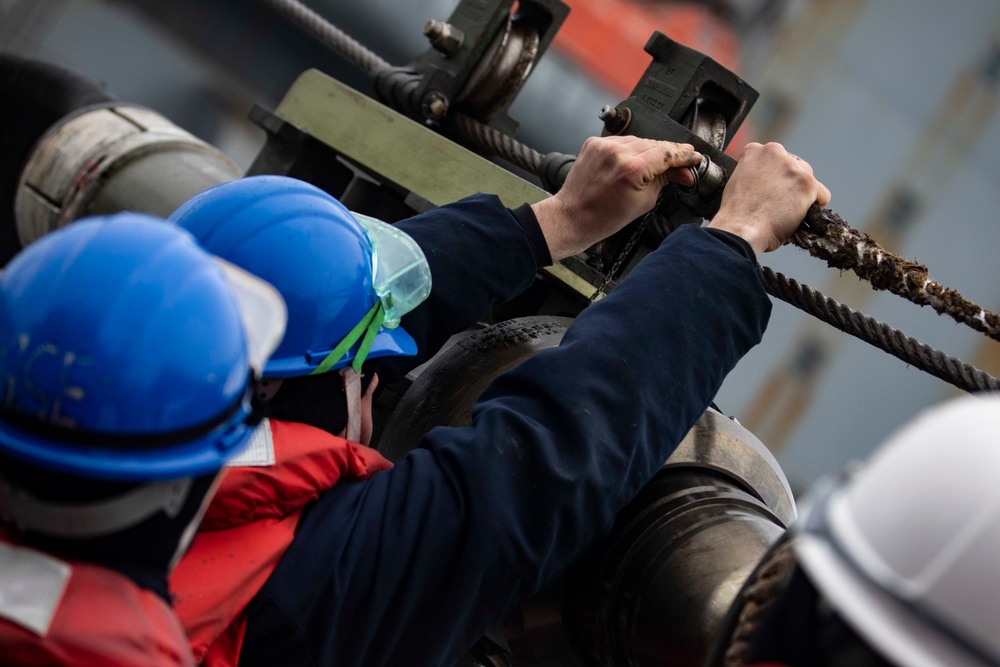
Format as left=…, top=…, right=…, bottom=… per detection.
left=423, top=19, right=464, bottom=57
left=687, top=153, right=726, bottom=196
left=598, top=104, right=631, bottom=135
left=420, top=91, right=450, bottom=120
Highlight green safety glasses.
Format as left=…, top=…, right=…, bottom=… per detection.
left=311, top=213, right=432, bottom=375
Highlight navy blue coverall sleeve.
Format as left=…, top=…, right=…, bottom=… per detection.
left=239, top=194, right=772, bottom=667
left=375, top=195, right=551, bottom=384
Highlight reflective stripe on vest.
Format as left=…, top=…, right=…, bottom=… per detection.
left=170, top=418, right=393, bottom=664
left=225, top=418, right=275, bottom=468
left=0, top=541, right=70, bottom=635
left=0, top=538, right=193, bottom=667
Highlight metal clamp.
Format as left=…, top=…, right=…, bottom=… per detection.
left=686, top=153, right=727, bottom=197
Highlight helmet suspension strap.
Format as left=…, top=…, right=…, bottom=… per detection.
left=311, top=301, right=386, bottom=376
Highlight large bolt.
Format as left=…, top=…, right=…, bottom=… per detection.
left=598, top=105, right=631, bottom=135
left=423, top=19, right=464, bottom=57
left=421, top=91, right=450, bottom=121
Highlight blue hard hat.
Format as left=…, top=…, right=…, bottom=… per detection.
left=170, top=176, right=429, bottom=378
left=0, top=214, right=287, bottom=481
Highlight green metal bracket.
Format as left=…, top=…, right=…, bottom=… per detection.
left=274, top=69, right=549, bottom=209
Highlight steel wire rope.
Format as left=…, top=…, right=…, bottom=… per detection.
left=720, top=539, right=797, bottom=667
left=263, top=0, right=1000, bottom=394
left=454, top=114, right=542, bottom=174
left=262, top=0, right=391, bottom=75
left=758, top=267, right=1000, bottom=393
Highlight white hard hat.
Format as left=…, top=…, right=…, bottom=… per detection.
left=795, top=393, right=1000, bottom=667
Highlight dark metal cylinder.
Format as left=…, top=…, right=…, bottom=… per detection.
left=504, top=409, right=793, bottom=667
left=508, top=468, right=786, bottom=667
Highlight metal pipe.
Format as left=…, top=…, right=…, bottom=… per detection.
left=0, top=52, right=116, bottom=265
left=15, top=104, right=240, bottom=246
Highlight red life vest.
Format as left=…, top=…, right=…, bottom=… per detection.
left=169, top=418, right=392, bottom=666
left=0, top=536, right=193, bottom=667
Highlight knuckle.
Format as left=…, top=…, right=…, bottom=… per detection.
left=583, top=136, right=617, bottom=159
left=580, top=136, right=602, bottom=154
left=793, top=169, right=815, bottom=190
left=740, top=142, right=763, bottom=158
left=763, top=142, right=786, bottom=156
left=617, top=156, right=647, bottom=183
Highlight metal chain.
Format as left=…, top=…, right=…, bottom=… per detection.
left=587, top=191, right=668, bottom=302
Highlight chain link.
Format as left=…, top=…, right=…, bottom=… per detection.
left=589, top=191, right=667, bottom=302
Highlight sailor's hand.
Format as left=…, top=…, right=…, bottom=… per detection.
left=532, top=136, right=702, bottom=262
left=708, top=142, right=831, bottom=256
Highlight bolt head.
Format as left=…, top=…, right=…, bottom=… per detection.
left=423, top=19, right=442, bottom=38
left=600, top=106, right=631, bottom=135
left=424, top=20, right=463, bottom=56
left=421, top=92, right=450, bottom=120
left=429, top=99, right=447, bottom=116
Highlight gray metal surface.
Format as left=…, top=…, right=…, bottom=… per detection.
left=669, top=408, right=796, bottom=526
left=15, top=105, right=238, bottom=243
left=508, top=468, right=788, bottom=666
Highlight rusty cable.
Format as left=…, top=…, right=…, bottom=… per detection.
left=473, top=128, right=1000, bottom=347
left=793, top=205, right=1000, bottom=342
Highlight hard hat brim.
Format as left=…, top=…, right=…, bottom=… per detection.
left=796, top=531, right=991, bottom=667
left=0, top=400, right=258, bottom=482
left=264, top=325, right=418, bottom=378
left=0, top=222, right=283, bottom=482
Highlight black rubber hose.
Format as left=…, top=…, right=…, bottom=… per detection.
left=0, top=52, right=116, bottom=266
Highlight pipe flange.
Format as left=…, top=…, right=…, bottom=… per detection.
left=667, top=408, right=796, bottom=527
